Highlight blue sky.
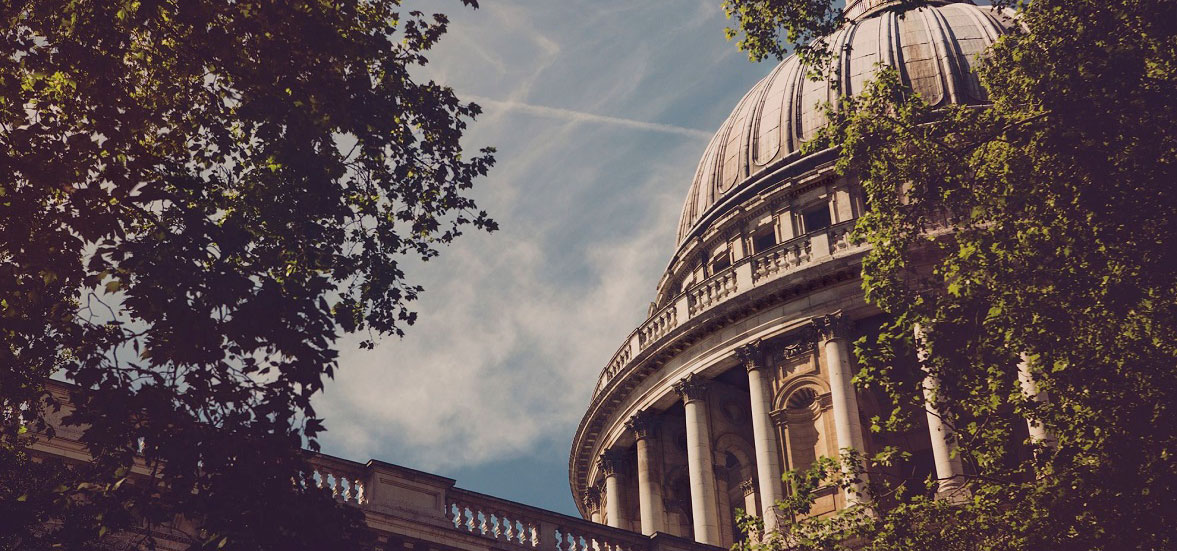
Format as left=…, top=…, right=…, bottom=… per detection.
left=313, top=0, right=772, bottom=516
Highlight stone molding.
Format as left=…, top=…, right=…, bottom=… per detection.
left=769, top=409, right=788, bottom=428
left=673, top=373, right=710, bottom=404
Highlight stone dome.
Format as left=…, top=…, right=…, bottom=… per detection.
left=676, top=0, right=1012, bottom=245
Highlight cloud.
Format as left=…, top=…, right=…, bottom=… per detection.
left=313, top=0, right=771, bottom=512
left=314, top=118, right=700, bottom=472
left=467, top=96, right=713, bottom=140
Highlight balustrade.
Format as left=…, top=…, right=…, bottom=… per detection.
left=447, top=490, right=646, bottom=551
left=637, top=303, right=678, bottom=350
left=592, top=223, right=869, bottom=400
left=826, top=221, right=855, bottom=254
left=308, top=458, right=366, bottom=505
left=448, top=499, right=540, bottom=547
left=687, top=268, right=737, bottom=316
left=597, top=342, right=634, bottom=393
left=752, top=236, right=813, bottom=282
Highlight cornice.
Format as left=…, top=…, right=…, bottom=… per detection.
left=569, top=251, right=870, bottom=517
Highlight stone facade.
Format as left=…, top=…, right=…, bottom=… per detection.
left=569, top=1, right=1022, bottom=546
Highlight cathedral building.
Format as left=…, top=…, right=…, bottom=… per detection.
left=568, top=0, right=1020, bottom=546
left=28, top=1, right=1033, bottom=550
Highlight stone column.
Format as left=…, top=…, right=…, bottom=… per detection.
left=812, top=312, right=867, bottom=505
left=739, top=479, right=759, bottom=517
left=674, top=374, right=721, bottom=545
left=1017, top=353, right=1054, bottom=446
left=627, top=411, right=665, bottom=535
left=913, top=323, right=966, bottom=494
left=735, top=341, right=784, bottom=531
left=583, top=486, right=602, bottom=524
left=598, top=450, right=627, bottom=529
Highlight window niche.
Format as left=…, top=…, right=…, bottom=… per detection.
left=709, top=247, right=732, bottom=274
left=750, top=226, right=778, bottom=254
left=800, top=202, right=832, bottom=234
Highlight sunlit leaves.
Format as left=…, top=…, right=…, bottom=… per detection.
left=727, top=0, right=1177, bottom=549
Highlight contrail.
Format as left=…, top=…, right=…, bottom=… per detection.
left=467, top=96, right=712, bottom=140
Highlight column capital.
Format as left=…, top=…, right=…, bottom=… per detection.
left=582, top=486, right=602, bottom=512
left=739, top=479, right=757, bottom=497
left=811, top=310, right=853, bottom=342
left=597, top=449, right=626, bottom=477
left=735, top=340, right=767, bottom=372
left=673, top=373, right=709, bottom=404
left=769, top=409, right=788, bottom=427
left=626, top=410, right=658, bottom=441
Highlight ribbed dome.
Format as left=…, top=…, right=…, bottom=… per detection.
left=675, top=0, right=1012, bottom=244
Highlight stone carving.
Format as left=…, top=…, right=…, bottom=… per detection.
left=735, top=340, right=766, bottom=372
left=811, top=311, right=852, bottom=342
left=626, top=410, right=658, bottom=440
left=582, top=486, right=602, bottom=512
left=781, top=327, right=818, bottom=360
left=739, top=479, right=757, bottom=497
left=597, top=450, right=626, bottom=477
left=781, top=340, right=816, bottom=361
left=673, top=373, right=709, bottom=403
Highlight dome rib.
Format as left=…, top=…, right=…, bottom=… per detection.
left=673, top=1, right=1011, bottom=246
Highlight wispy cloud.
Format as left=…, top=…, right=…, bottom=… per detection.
left=468, top=96, right=712, bottom=140
left=316, top=0, right=770, bottom=515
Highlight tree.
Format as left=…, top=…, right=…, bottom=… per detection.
left=0, top=0, right=495, bottom=548
left=723, top=0, right=1177, bottom=549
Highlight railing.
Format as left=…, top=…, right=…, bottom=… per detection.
left=637, top=302, right=678, bottom=349
left=827, top=221, right=855, bottom=254
left=687, top=268, right=738, bottom=316
left=598, top=342, right=633, bottom=394
left=752, top=235, right=813, bottom=282
left=308, top=455, right=367, bottom=506
left=592, top=222, right=866, bottom=399
left=446, top=488, right=649, bottom=551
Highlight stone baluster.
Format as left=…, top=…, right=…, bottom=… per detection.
left=812, top=312, right=869, bottom=506
left=466, top=506, right=477, bottom=533
left=330, top=474, right=342, bottom=500
left=674, top=373, right=721, bottom=545
left=449, top=502, right=462, bottom=529
left=512, top=514, right=521, bottom=541
left=626, top=410, right=665, bottom=535
left=491, top=512, right=503, bottom=538
left=736, top=340, right=784, bottom=531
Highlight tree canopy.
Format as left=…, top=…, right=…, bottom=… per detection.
left=1, top=0, right=494, bottom=548
left=724, top=0, right=1177, bottom=549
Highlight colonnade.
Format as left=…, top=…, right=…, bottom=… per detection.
left=588, top=313, right=865, bottom=544
left=589, top=313, right=1053, bottom=544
